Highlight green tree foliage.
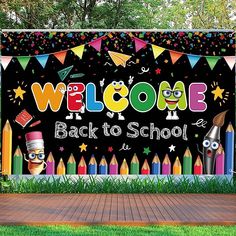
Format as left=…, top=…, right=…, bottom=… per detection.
left=0, top=0, right=235, bottom=29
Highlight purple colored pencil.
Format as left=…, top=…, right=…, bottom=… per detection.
left=162, top=154, right=171, bottom=175
left=46, top=152, right=55, bottom=174
left=215, top=145, right=225, bottom=175
left=109, top=154, right=118, bottom=175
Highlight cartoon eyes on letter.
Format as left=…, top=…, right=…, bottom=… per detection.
left=173, top=90, right=182, bottom=98
left=112, top=81, right=124, bottom=87
left=162, top=90, right=182, bottom=98
left=162, top=90, right=172, bottom=98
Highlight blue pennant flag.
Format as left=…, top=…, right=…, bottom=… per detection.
left=35, top=54, right=49, bottom=68
left=187, top=54, right=201, bottom=68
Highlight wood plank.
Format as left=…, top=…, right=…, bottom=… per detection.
left=0, top=194, right=236, bottom=225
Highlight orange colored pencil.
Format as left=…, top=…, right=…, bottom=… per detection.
left=2, top=120, right=12, bottom=175
left=173, top=156, right=181, bottom=175
left=120, top=159, right=129, bottom=175
left=57, top=158, right=65, bottom=175
left=141, top=159, right=150, bottom=174
left=78, top=156, right=87, bottom=175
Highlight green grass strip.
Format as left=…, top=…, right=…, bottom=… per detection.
left=1, top=176, right=236, bottom=193
left=0, top=225, right=235, bottom=236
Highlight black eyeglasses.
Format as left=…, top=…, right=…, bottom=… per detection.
left=28, top=153, right=45, bottom=160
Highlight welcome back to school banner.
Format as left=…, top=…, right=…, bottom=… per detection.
left=1, top=31, right=235, bottom=176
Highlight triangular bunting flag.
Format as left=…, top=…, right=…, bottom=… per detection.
left=17, top=56, right=31, bottom=70
left=71, top=45, right=85, bottom=59
left=35, top=54, right=49, bottom=68
left=89, top=38, right=102, bottom=52
left=152, top=45, right=165, bottom=59
left=1, top=56, right=12, bottom=70
left=205, top=56, right=220, bottom=70
left=57, top=65, right=74, bottom=81
left=108, top=51, right=131, bottom=67
left=224, top=56, right=235, bottom=70
left=187, top=54, right=201, bottom=68
left=134, top=37, right=147, bottom=52
left=169, top=51, right=183, bottom=64
left=54, top=51, right=67, bottom=64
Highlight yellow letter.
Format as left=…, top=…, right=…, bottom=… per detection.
left=103, top=81, right=129, bottom=112
left=31, top=82, right=65, bottom=112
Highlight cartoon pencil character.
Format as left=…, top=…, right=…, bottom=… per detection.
left=201, top=110, right=228, bottom=174
left=24, top=131, right=47, bottom=175
left=157, top=81, right=187, bottom=120
left=103, top=80, right=130, bottom=120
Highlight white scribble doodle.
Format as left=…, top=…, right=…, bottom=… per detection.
left=127, top=61, right=136, bottom=66
left=138, top=67, right=149, bottom=74
left=191, top=119, right=207, bottom=128
left=104, top=62, right=112, bottom=66
left=119, top=143, right=131, bottom=151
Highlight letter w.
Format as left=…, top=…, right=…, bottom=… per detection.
left=31, top=82, right=65, bottom=112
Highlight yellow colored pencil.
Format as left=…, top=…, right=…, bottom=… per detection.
left=173, top=156, right=182, bottom=175
left=57, top=158, right=65, bottom=175
left=2, top=120, right=12, bottom=175
left=120, top=159, right=129, bottom=175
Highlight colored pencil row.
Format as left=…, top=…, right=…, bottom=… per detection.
left=10, top=145, right=229, bottom=175
left=49, top=151, right=204, bottom=175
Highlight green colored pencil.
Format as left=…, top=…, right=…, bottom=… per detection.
left=183, top=147, right=192, bottom=174
left=67, top=153, right=76, bottom=174
left=13, top=146, right=23, bottom=175
left=130, top=153, right=139, bottom=174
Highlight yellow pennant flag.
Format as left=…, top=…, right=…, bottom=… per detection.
left=152, top=45, right=165, bottom=59
left=71, top=45, right=85, bottom=59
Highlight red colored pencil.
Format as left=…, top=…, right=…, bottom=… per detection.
left=78, top=156, right=87, bottom=174
left=194, top=155, right=203, bottom=175
left=141, top=159, right=150, bottom=175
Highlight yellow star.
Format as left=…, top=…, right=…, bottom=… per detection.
left=79, top=143, right=87, bottom=152
left=13, top=86, right=26, bottom=100
left=211, top=86, right=224, bottom=101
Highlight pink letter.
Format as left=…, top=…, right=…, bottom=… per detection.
left=189, top=83, right=207, bottom=112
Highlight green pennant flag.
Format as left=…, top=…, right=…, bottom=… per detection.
left=205, top=56, right=220, bottom=70
left=17, top=56, right=31, bottom=70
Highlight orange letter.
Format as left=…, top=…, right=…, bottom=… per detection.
left=31, top=82, right=65, bottom=112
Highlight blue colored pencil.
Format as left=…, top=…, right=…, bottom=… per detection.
left=225, top=123, right=234, bottom=175
left=99, top=155, right=108, bottom=174
left=88, top=154, right=97, bottom=174
left=151, top=153, right=160, bottom=174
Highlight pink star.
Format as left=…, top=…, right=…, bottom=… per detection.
left=108, top=146, right=113, bottom=152
left=59, top=146, right=64, bottom=152
left=155, top=68, right=161, bottom=74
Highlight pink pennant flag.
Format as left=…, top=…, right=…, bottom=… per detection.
left=170, top=51, right=183, bottom=64
left=54, top=51, right=67, bottom=64
left=224, top=56, right=235, bottom=70
left=89, top=38, right=102, bottom=52
left=1, top=56, right=12, bottom=70
left=134, top=37, right=147, bottom=52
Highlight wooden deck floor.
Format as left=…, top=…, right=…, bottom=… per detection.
left=0, top=194, right=236, bottom=226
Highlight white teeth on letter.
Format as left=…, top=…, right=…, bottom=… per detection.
left=69, top=92, right=81, bottom=96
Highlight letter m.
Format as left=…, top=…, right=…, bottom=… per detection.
left=31, top=82, right=66, bottom=112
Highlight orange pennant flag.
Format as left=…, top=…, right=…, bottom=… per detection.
left=170, top=51, right=183, bottom=64
left=71, top=45, right=85, bottom=59
left=54, top=51, right=67, bottom=64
